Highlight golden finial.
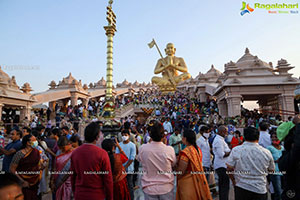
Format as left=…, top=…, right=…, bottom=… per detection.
left=108, top=0, right=113, bottom=7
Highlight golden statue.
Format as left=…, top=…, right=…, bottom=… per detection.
left=150, top=42, right=191, bottom=93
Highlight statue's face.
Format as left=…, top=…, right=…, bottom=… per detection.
left=165, top=44, right=176, bottom=56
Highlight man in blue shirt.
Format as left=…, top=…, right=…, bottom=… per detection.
left=0, top=128, right=22, bottom=172
left=62, top=126, right=72, bottom=140
left=116, top=129, right=136, bottom=200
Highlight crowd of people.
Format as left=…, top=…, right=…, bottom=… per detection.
left=0, top=92, right=299, bottom=200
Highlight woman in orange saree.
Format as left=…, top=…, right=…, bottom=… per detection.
left=176, top=129, right=212, bottom=200
left=102, top=138, right=131, bottom=200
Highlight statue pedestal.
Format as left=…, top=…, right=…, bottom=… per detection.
left=158, top=84, right=176, bottom=94
left=101, top=118, right=121, bottom=139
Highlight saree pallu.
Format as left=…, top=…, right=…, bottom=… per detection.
left=113, top=153, right=130, bottom=200
left=113, top=177, right=130, bottom=200
left=16, top=148, right=42, bottom=200
left=55, top=150, right=73, bottom=200
left=176, top=146, right=212, bottom=200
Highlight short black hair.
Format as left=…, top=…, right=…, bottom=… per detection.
left=23, top=127, right=31, bottom=134
left=62, top=126, right=69, bottom=131
left=16, top=130, right=22, bottom=138
left=259, top=122, right=269, bottom=131
left=234, top=130, right=241, bottom=137
left=149, top=121, right=164, bottom=142
left=70, top=135, right=82, bottom=146
left=11, top=126, right=20, bottom=132
left=244, top=127, right=259, bottom=142
left=31, top=129, right=39, bottom=138
left=37, top=125, right=45, bottom=132
left=0, top=173, right=22, bottom=189
left=121, top=129, right=130, bottom=135
left=124, top=122, right=131, bottom=130
left=51, top=128, right=61, bottom=137
left=57, top=136, right=71, bottom=147
left=200, top=125, right=209, bottom=133
left=84, top=122, right=100, bottom=143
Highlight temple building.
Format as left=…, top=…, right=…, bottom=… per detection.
left=0, top=66, right=35, bottom=123
left=178, top=64, right=223, bottom=101
left=33, top=72, right=90, bottom=116
left=178, top=48, right=300, bottom=120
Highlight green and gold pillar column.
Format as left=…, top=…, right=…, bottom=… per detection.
left=102, top=1, right=117, bottom=119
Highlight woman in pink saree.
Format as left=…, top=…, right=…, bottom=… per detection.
left=52, top=136, right=73, bottom=200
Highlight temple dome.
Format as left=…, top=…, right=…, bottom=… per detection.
left=205, top=65, right=222, bottom=77
left=0, top=66, right=12, bottom=84
left=117, top=79, right=131, bottom=88
left=121, top=79, right=129, bottom=86
left=133, top=81, right=140, bottom=87
left=236, top=48, right=272, bottom=69
left=97, top=77, right=106, bottom=86
left=62, top=73, right=76, bottom=85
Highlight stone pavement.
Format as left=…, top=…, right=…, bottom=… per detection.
left=0, top=158, right=270, bottom=200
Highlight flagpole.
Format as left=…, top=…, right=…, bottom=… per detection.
left=153, top=39, right=164, bottom=59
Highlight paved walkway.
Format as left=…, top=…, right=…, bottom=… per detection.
left=1, top=158, right=271, bottom=200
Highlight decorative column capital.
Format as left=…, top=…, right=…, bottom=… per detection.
left=104, top=26, right=116, bottom=36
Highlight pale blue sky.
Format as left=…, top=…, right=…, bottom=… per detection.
left=0, top=0, right=299, bottom=93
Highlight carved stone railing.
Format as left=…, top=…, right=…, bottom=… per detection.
left=115, top=103, right=135, bottom=119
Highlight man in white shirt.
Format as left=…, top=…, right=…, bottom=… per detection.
left=169, top=128, right=182, bottom=156
left=79, top=105, right=83, bottom=118
left=196, top=125, right=211, bottom=182
left=172, top=111, right=177, bottom=120
left=226, top=126, right=275, bottom=200
left=155, top=109, right=161, bottom=116
left=163, top=117, right=173, bottom=134
left=258, top=122, right=271, bottom=148
left=212, top=125, right=231, bottom=200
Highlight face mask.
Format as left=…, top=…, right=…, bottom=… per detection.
left=41, top=132, right=44, bottom=137
left=31, top=141, right=38, bottom=148
left=122, top=136, right=129, bottom=141
left=203, top=133, right=210, bottom=138
left=273, top=140, right=281, bottom=145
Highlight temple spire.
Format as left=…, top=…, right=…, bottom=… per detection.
left=245, top=47, right=250, bottom=54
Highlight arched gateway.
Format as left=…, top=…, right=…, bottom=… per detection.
left=214, top=48, right=300, bottom=120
